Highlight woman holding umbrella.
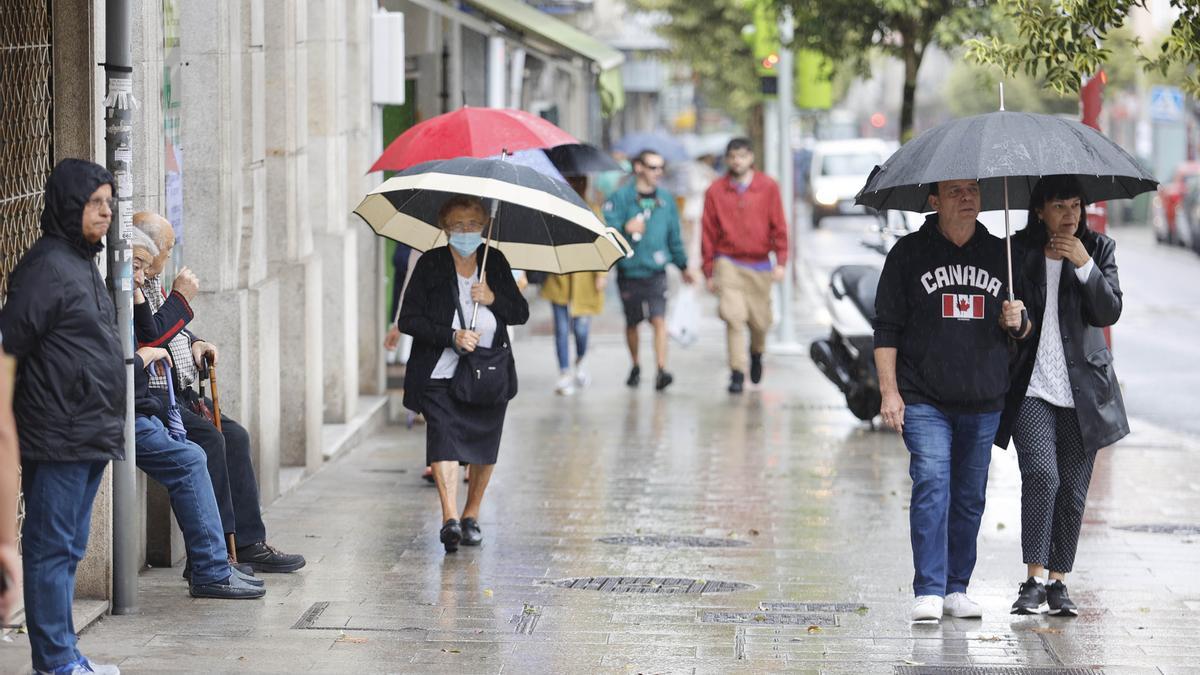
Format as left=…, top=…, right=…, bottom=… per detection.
left=397, top=195, right=529, bottom=553
left=997, top=175, right=1128, bottom=616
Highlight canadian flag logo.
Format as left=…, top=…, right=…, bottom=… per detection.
left=942, top=293, right=985, bottom=320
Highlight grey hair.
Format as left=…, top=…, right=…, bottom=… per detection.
left=129, top=227, right=159, bottom=258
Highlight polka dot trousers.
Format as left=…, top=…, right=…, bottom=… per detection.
left=1012, top=396, right=1096, bottom=573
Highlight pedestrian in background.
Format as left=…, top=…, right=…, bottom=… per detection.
left=0, top=159, right=123, bottom=675
left=996, top=175, right=1128, bottom=617
left=543, top=176, right=607, bottom=395
left=398, top=195, right=529, bottom=553
left=604, top=150, right=694, bottom=391
left=873, top=178, right=1031, bottom=623
left=701, top=138, right=789, bottom=393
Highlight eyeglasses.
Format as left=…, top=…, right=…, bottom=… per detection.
left=445, top=221, right=484, bottom=233
left=85, top=196, right=117, bottom=212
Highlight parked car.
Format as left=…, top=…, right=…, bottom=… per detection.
left=1151, top=162, right=1200, bottom=248
left=806, top=138, right=896, bottom=228
left=1178, top=172, right=1200, bottom=254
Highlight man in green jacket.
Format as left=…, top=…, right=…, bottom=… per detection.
left=603, top=150, right=695, bottom=390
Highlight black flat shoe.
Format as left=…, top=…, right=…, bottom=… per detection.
left=440, top=519, right=462, bottom=553
left=461, top=517, right=483, bottom=546
left=626, top=365, right=640, bottom=387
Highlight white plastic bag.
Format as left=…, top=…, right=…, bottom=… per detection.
left=667, top=286, right=700, bottom=347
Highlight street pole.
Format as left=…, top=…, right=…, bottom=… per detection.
left=772, top=7, right=801, bottom=355
left=104, top=0, right=139, bottom=615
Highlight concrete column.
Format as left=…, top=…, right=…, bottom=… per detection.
left=308, top=0, right=357, bottom=423
left=248, top=278, right=282, bottom=502
left=265, top=0, right=322, bottom=469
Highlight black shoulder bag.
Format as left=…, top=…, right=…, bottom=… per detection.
left=450, top=299, right=518, bottom=406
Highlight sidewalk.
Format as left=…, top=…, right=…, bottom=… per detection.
left=2, top=288, right=1199, bottom=674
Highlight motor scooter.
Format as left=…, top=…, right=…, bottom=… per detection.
left=809, top=211, right=918, bottom=421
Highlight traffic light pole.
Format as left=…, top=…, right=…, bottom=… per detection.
left=772, top=8, right=803, bottom=354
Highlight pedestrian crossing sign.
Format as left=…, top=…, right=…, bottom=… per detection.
left=1150, top=86, right=1184, bottom=123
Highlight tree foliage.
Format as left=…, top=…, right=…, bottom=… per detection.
left=634, top=0, right=762, bottom=126
left=780, top=0, right=994, bottom=140
left=966, top=0, right=1200, bottom=97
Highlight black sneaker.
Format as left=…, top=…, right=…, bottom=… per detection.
left=655, top=369, right=673, bottom=391
left=190, top=572, right=266, bottom=599
left=728, top=370, right=745, bottom=394
left=1010, top=577, right=1046, bottom=615
left=750, top=353, right=763, bottom=384
left=1046, top=580, right=1078, bottom=617
left=626, top=365, right=641, bottom=387
left=236, top=541, right=307, bottom=573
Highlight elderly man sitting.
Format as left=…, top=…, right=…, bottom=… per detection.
left=129, top=229, right=265, bottom=599
left=134, top=212, right=305, bottom=573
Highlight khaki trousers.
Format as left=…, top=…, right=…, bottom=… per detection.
left=714, top=257, right=773, bottom=373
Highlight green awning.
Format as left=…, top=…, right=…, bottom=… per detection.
left=463, top=0, right=625, bottom=71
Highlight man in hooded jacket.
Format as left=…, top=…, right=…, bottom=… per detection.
left=0, top=159, right=124, bottom=674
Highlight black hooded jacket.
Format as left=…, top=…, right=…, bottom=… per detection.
left=0, top=159, right=125, bottom=462
left=873, top=215, right=1021, bottom=414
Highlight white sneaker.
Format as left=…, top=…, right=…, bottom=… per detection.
left=574, top=360, right=591, bottom=389
left=555, top=373, right=575, bottom=395
left=943, top=592, right=983, bottom=618
left=911, top=595, right=944, bottom=622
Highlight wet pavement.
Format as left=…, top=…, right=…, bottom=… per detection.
left=3, top=221, right=1200, bottom=674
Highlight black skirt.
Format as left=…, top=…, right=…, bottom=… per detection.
left=423, top=380, right=508, bottom=465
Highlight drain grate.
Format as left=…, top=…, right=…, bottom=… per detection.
left=291, top=602, right=423, bottom=633
left=702, top=611, right=838, bottom=626
left=759, top=601, right=866, bottom=612
left=509, top=605, right=540, bottom=635
left=596, top=534, right=749, bottom=548
left=554, top=576, right=753, bottom=594
left=1112, top=523, right=1200, bottom=535
left=894, top=669, right=1102, bottom=675
left=360, top=468, right=409, bottom=474
left=897, top=662, right=1099, bottom=667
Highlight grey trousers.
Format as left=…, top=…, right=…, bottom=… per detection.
left=1012, top=396, right=1096, bottom=573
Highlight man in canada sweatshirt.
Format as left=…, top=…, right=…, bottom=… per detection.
left=873, top=178, right=1031, bottom=622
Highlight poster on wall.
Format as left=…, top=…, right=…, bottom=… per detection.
left=163, top=0, right=184, bottom=247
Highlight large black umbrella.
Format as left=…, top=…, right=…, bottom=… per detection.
left=856, top=106, right=1157, bottom=299
left=544, top=143, right=622, bottom=176
left=353, top=156, right=631, bottom=276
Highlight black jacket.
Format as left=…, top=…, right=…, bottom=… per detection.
left=0, top=159, right=124, bottom=462
left=398, top=246, right=529, bottom=414
left=995, top=228, right=1128, bottom=453
left=874, top=216, right=1024, bottom=413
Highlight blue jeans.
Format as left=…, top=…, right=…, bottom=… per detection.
left=21, top=459, right=107, bottom=672
left=902, top=403, right=999, bottom=597
left=135, top=415, right=228, bottom=586
left=551, top=303, right=590, bottom=371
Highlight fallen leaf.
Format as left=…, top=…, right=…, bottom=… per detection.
left=854, top=606, right=870, bottom=616
left=806, top=625, right=822, bottom=633
left=336, top=635, right=369, bottom=644
left=440, top=648, right=462, bottom=654
left=749, top=528, right=760, bottom=536
left=902, top=660, right=924, bottom=666
left=753, top=614, right=767, bottom=622
left=997, top=522, right=1006, bottom=530
left=978, top=635, right=1002, bottom=642
left=1030, top=627, right=1062, bottom=635
left=483, top=589, right=494, bottom=597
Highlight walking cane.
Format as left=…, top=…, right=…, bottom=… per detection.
left=206, top=354, right=223, bottom=433
left=204, top=354, right=236, bottom=561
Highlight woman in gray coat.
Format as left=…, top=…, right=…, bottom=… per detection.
left=996, top=175, right=1128, bottom=617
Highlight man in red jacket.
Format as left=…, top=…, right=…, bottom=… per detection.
left=701, top=138, right=790, bottom=393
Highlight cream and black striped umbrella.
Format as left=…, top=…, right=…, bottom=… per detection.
left=354, top=157, right=631, bottom=274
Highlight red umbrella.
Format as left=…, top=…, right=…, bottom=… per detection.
left=370, top=107, right=579, bottom=173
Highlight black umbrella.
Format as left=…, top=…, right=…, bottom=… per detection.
left=544, top=143, right=622, bottom=176
left=856, top=99, right=1157, bottom=299
left=353, top=155, right=631, bottom=276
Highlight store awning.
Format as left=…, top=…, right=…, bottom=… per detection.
left=462, top=0, right=626, bottom=114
